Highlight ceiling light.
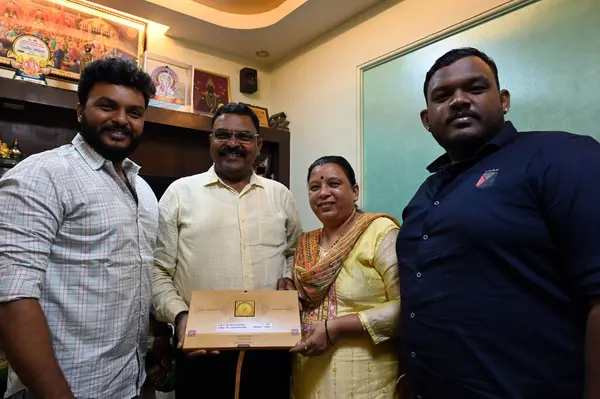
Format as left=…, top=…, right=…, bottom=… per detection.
left=256, top=50, right=270, bottom=58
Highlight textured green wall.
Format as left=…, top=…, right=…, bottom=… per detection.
left=363, top=0, right=600, bottom=219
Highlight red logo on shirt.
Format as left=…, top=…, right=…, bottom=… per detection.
left=476, top=169, right=499, bottom=188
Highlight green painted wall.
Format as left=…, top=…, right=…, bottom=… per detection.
left=363, top=0, right=600, bottom=219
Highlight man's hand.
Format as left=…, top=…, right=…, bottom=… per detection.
left=151, top=335, right=173, bottom=376
left=175, top=313, right=219, bottom=357
left=0, top=299, right=75, bottom=399
left=277, top=277, right=303, bottom=311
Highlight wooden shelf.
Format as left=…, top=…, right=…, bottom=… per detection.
left=0, top=77, right=290, bottom=189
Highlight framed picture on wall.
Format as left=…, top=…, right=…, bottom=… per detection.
left=253, top=145, right=273, bottom=179
left=193, top=68, right=230, bottom=115
left=241, top=103, right=269, bottom=127
left=0, top=0, right=147, bottom=81
left=142, top=52, right=193, bottom=112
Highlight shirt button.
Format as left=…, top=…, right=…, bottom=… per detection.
left=410, top=312, right=415, bottom=319
left=411, top=352, right=416, bottom=358
left=416, top=272, right=422, bottom=278
left=422, top=234, right=429, bottom=240
left=434, top=200, right=440, bottom=206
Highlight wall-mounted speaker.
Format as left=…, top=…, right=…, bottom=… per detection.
left=240, top=67, right=258, bottom=94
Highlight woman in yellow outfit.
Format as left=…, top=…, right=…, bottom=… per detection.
left=290, top=156, right=403, bottom=399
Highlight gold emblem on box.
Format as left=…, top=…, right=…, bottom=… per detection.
left=235, top=300, right=255, bottom=317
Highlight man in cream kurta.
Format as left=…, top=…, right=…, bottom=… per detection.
left=153, top=165, right=301, bottom=318
left=152, top=102, right=302, bottom=399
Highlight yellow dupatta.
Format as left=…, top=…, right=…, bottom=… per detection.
left=292, top=212, right=400, bottom=331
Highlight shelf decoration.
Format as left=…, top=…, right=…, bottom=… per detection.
left=241, top=103, right=269, bottom=127
left=193, top=68, right=230, bottom=115
left=142, top=52, right=193, bottom=112
left=0, top=137, right=24, bottom=177
left=0, top=0, right=147, bottom=82
left=269, top=112, right=290, bottom=131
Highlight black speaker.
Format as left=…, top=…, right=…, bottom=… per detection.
left=240, top=67, right=258, bottom=94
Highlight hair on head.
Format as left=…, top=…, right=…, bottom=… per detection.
left=211, top=102, right=260, bottom=133
left=423, top=47, right=500, bottom=101
left=77, top=57, right=156, bottom=108
left=307, top=155, right=357, bottom=186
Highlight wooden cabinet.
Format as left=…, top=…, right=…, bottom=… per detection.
left=0, top=77, right=290, bottom=198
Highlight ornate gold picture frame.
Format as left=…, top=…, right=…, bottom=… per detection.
left=0, top=0, right=147, bottom=81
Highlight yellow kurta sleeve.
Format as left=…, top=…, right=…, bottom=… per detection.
left=357, top=227, right=401, bottom=344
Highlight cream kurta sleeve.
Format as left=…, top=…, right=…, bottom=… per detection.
left=357, top=228, right=400, bottom=344
left=282, top=189, right=302, bottom=279
left=152, top=183, right=189, bottom=324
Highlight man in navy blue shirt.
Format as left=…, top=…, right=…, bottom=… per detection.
left=396, top=47, right=600, bottom=399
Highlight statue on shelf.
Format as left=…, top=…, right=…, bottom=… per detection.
left=10, top=138, right=22, bottom=160
left=79, top=43, right=95, bottom=72
left=0, top=138, right=21, bottom=176
left=0, top=141, right=11, bottom=159
left=268, top=112, right=290, bottom=131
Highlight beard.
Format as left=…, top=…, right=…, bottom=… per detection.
left=79, top=112, right=141, bottom=163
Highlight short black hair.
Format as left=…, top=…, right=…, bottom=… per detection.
left=211, top=102, right=260, bottom=133
left=307, top=155, right=357, bottom=186
left=423, top=47, right=500, bottom=101
left=77, top=57, right=156, bottom=108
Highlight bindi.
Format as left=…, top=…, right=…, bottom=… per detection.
left=320, top=176, right=324, bottom=180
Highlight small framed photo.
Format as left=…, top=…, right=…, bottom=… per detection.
left=193, top=68, right=231, bottom=115
left=142, top=52, right=193, bottom=112
left=241, top=103, right=270, bottom=127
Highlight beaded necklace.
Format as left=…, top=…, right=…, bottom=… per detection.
left=320, top=210, right=357, bottom=252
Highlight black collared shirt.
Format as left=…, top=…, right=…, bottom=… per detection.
left=396, top=122, right=600, bottom=398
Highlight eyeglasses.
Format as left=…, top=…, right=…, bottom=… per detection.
left=212, top=129, right=258, bottom=143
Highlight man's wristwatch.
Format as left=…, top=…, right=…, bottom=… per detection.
left=153, top=322, right=174, bottom=338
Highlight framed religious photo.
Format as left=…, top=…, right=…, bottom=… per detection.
left=0, top=0, right=147, bottom=82
left=142, top=52, right=193, bottom=112
left=193, top=68, right=230, bottom=115
left=241, top=103, right=269, bottom=127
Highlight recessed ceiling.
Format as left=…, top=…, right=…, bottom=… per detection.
left=93, top=0, right=395, bottom=66
left=192, top=0, right=287, bottom=15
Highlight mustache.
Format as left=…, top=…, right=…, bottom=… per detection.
left=98, top=124, right=133, bottom=137
left=219, top=147, right=246, bottom=157
left=446, top=110, right=480, bottom=125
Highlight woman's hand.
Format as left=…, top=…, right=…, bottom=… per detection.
left=290, top=315, right=365, bottom=357
left=289, top=321, right=336, bottom=357
left=277, top=277, right=303, bottom=311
